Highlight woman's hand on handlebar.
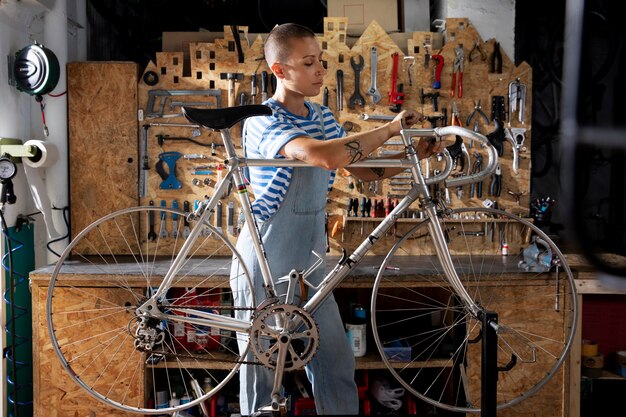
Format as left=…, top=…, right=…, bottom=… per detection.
left=416, top=137, right=445, bottom=160
left=389, top=109, right=425, bottom=136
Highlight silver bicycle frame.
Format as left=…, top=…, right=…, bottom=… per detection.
left=143, top=125, right=496, bottom=336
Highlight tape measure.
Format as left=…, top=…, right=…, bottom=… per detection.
left=581, top=339, right=598, bottom=357
left=581, top=354, right=604, bottom=378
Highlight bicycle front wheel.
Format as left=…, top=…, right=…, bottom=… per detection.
left=46, top=206, right=255, bottom=414
left=371, top=207, right=577, bottom=414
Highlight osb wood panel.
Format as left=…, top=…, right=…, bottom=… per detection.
left=464, top=282, right=568, bottom=417
left=327, top=18, right=532, bottom=255
left=133, top=27, right=267, bottom=256
left=68, top=62, right=139, bottom=253
left=32, top=283, right=138, bottom=417
left=128, top=17, right=531, bottom=258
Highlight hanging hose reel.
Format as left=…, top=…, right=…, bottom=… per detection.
left=12, top=41, right=60, bottom=96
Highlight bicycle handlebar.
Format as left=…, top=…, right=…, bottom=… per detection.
left=241, top=125, right=495, bottom=188
left=243, top=152, right=454, bottom=186
left=401, top=126, right=498, bottom=187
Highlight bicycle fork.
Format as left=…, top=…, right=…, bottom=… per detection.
left=423, top=202, right=482, bottom=318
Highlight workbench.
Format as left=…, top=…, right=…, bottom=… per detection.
left=29, top=254, right=590, bottom=417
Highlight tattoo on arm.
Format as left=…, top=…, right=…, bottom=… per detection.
left=344, top=140, right=364, bottom=164
left=289, top=149, right=307, bottom=161
left=370, top=167, right=385, bottom=178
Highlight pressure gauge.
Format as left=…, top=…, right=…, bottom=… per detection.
left=0, top=155, right=17, bottom=181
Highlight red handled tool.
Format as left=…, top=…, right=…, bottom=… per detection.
left=388, top=52, right=404, bottom=112
left=431, top=54, right=444, bottom=89
left=451, top=44, right=464, bottom=98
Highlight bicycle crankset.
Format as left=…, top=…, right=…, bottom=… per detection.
left=250, top=303, right=319, bottom=371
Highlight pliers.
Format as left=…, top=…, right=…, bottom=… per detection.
left=466, top=100, right=489, bottom=128
left=469, top=41, right=487, bottom=62
left=451, top=44, right=464, bottom=98
left=489, top=164, right=502, bottom=197
left=451, top=101, right=462, bottom=126
left=490, top=41, right=502, bottom=74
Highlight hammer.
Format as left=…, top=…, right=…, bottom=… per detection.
left=220, top=72, right=244, bottom=107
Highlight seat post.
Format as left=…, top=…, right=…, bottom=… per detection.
left=220, top=127, right=239, bottom=162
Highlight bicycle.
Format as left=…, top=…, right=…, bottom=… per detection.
left=46, top=104, right=577, bottom=415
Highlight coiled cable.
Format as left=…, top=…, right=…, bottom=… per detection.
left=1, top=209, right=33, bottom=417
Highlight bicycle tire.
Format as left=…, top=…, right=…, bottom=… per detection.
left=46, top=206, right=255, bottom=414
left=371, top=207, right=577, bottom=413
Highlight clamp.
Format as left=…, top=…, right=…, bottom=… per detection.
left=466, top=100, right=489, bottom=128
left=451, top=44, right=464, bottom=98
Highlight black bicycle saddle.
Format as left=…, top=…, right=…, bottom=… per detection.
left=182, top=104, right=272, bottom=130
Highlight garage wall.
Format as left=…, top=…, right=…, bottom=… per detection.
left=0, top=0, right=87, bottom=266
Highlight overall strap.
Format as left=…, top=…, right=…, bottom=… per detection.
left=310, top=102, right=326, bottom=139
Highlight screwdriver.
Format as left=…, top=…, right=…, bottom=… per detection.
left=227, top=202, right=235, bottom=235
left=215, top=201, right=222, bottom=234
left=360, top=197, right=366, bottom=235
left=385, top=197, right=392, bottom=216
left=347, top=198, right=356, bottom=217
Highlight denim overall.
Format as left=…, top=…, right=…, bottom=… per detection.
left=231, top=120, right=358, bottom=416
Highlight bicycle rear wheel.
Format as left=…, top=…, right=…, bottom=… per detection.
left=46, top=206, right=255, bottom=414
left=371, top=207, right=577, bottom=413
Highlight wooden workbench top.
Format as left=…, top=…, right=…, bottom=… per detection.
left=29, top=253, right=593, bottom=288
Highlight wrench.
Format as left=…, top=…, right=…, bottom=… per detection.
left=171, top=199, right=180, bottom=239
left=349, top=55, right=365, bottom=109
left=159, top=200, right=169, bottom=238
left=359, top=113, right=394, bottom=121
left=182, top=200, right=191, bottom=238
left=366, top=47, right=382, bottom=104
left=148, top=200, right=157, bottom=241
left=336, top=69, right=343, bottom=111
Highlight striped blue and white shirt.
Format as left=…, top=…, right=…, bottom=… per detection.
left=243, top=99, right=345, bottom=221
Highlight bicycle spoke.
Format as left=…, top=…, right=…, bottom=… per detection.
left=371, top=208, right=577, bottom=413
left=47, top=206, right=255, bottom=413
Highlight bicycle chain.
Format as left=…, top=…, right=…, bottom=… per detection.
left=144, top=304, right=264, bottom=365
left=147, top=350, right=262, bottom=366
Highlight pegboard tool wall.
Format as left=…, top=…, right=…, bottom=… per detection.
left=135, top=17, right=532, bottom=256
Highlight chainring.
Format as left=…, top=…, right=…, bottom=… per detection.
left=250, top=303, right=319, bottom=371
